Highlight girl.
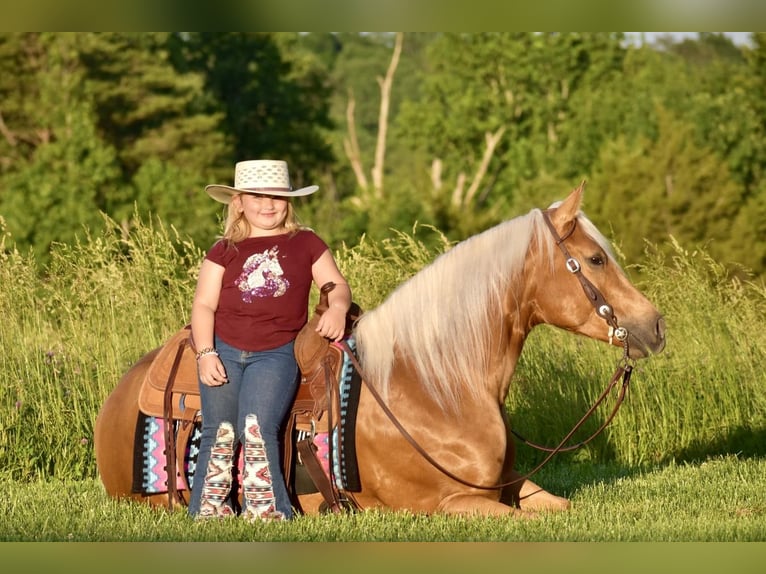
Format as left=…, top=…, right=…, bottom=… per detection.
left=188, top=159, right=351, bottom=520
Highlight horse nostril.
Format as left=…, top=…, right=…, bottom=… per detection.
left=656, top=316, right=666, bottom=341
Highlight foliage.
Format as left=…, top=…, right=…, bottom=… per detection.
left=0, top=32, right=335, bottom=258
left=395, top=33, right=628, bottom=234
left=3, top=32, right=762, bottom=279
left=0, top=34, right=122, bottom=265
left=174, top=32, right=335, bottom=177
left=585, top=107, right=743, bottom=267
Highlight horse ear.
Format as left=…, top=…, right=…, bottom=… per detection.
left=550, top=180, right=585, bottom=229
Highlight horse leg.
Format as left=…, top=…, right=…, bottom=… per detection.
left=500, top=469, right=571, bottom=512
left=437, top=492, right=535, bottom=517
left=498, top=412, right=570, bottom=512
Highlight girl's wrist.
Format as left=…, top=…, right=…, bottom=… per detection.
left=195, top=347, right=218, bottom=360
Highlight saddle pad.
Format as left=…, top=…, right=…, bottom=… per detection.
left=138, top=326, right=201, bottom=420
left=334, top=338, right=362, bottom=491
left=132, top=413, right=198, bottom=494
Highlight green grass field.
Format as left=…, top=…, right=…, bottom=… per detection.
left=2, top=455, right=765, bottom=541
left=1, top=216, right=765, bottom=542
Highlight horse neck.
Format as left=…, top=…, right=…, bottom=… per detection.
left=489, top=298, right=536, bottom=403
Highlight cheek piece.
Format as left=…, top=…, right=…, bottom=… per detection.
left=543, top=210, right=630, bottom=359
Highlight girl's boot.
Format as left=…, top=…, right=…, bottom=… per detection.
left=197, top=421, right=236, bottom=518
left=241, top=413, right=285, bottom=521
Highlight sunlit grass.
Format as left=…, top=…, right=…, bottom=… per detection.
left=2, top=456, right=764, bottom=541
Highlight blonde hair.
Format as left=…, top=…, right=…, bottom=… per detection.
left=221, top=194, right=304, bottom=244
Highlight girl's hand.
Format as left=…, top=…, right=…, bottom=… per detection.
left=315, top=306, right=347, bottom=342
left=198, top=354, right=228, bottom=386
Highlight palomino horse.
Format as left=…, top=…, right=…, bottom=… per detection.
left=94, top=184, right=665, bottom=517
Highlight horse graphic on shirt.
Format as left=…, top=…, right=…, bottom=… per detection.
left=236, top=246, right=289, bottom=302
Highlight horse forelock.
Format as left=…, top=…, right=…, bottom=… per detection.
left=576, top=214, right=621, bottom=271
left=546, top=201, right=619, bottom=270
left=355, top=209, right=553, bottom=413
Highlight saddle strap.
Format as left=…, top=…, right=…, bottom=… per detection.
left=163, top=338, right=188, bottom=509
left=296, top=438, right=343, bottom=513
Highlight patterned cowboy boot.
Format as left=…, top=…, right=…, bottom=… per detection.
left=241, top=413, right=285, bottom=522
left=197, top=421, right=236, bottom=519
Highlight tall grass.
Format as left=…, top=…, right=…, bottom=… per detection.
left=0, top=213, right=203, bottom=480
left=1, top=215, right=764, bottom=483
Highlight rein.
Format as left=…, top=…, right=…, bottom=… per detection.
left=340, top=209, right=636, bottom=492
left=512, top=210, right=634, bottom=455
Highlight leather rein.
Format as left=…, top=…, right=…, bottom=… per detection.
left=340, top=209, right=635, bottom=491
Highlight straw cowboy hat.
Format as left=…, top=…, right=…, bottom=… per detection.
left=205, top=159, right=319, bottom=204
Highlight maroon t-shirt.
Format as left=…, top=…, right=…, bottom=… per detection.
left=205, top=230, right=329, bottom=351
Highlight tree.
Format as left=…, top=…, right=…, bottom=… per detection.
left=395, top=33, right=627, bottom=237
left=588, top=106, right=742, bottom=268
left=0, top=34, right=121, bottom=265
left=175, top=33, right=334, bottom=185
left=340, top=32, right=403, bottom=201
left=77, top=32, right=231, bottom=236
left=288, top=32, right=437, bottom=247
left=1, top=33, right=338, bottom=258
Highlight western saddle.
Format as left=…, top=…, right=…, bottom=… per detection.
left=137, top=282, right=362, bottom=512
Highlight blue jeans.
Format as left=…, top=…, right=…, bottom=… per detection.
left=187, top=336, right=299, bottom=518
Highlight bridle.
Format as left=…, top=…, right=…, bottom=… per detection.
left=339, top=208, right=635, bottom=492
left=510, top=210, right=634, bottom=455
left=541, top=209, right=630, bottom=351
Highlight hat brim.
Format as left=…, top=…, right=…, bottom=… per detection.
left=205, top=184, right=319, bottom=204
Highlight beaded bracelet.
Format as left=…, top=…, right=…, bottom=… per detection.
left=195, top=347, right=218, bottom=360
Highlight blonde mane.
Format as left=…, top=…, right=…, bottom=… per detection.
left=353, top=207, right=617, bottom=413
left=354, top=209, right=544, bottom=412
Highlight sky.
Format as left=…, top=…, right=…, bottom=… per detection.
left=630, top=31, right=754, bottom=46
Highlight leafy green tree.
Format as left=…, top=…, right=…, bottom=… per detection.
left=287, top=32, right=436, bottom=247
left=174, top=33, right=334, bottom=184
left=79, top=33, right=229, bottom=179
left=1, top=34, right=121, bottom=265
left=77, top=32, right=231, bottom=244
left=394, top=33, right=627, bottom=238
left=0, top=33, right=230, bottom=257
left=588, top=106, right=742, bottom=268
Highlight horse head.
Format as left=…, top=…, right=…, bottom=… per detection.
left=527, top=183, right=666, bottom=359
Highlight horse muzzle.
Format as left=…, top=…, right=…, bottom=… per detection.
left=624, top=315, right=666, bottom=359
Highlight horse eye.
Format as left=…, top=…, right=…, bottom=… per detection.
left=589, top=254, right=605, bottom=266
